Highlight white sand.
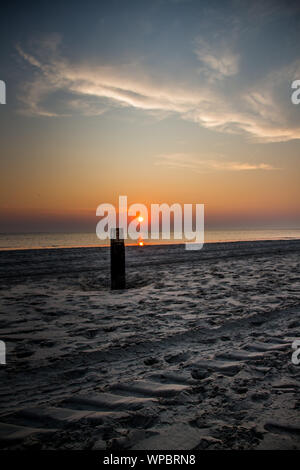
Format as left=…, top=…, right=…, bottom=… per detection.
left=0, top=239, right=299, bottom=449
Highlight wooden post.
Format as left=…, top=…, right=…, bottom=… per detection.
left=110, top=228, right=125, bottom=289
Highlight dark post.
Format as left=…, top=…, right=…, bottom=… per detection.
left=110, top=228, right=125, bottom=289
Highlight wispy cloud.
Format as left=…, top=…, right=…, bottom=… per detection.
left=155, top=153, right=279, bottom=172
left=16, top=34, right=300, bottom=142
left=194, top=39, right=239, bottom=80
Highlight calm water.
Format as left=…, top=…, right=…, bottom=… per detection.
left=0, top=229, right=300, bottom=250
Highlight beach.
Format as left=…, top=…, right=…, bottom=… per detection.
left=0, top=239, right=299, bottom=450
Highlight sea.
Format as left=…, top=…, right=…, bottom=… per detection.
left=0, top=229, right=299, bottom=251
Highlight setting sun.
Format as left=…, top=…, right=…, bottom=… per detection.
left=138, top=216, right=144, bottom=223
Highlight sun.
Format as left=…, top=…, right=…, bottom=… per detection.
left=138, top=241, right=144, bottom=246
left=137, top=216, right=144, bottom=223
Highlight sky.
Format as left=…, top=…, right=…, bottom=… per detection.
left=0, top=0, right=300, bottom=232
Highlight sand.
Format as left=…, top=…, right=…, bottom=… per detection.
left=0, top=239, right=299, bottom=450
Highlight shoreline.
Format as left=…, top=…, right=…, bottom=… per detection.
left=1, top=239, right=300, bottom=282
left=0, top=235, right=300, bottom=253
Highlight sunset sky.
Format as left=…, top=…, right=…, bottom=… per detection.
left=0, top=0, right=300, bottom=232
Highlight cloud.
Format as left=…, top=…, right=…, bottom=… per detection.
left=194, top=39, right=239, bottom=80
left=155, top=153, right=279, bottom=172
left=16, top=41, right=210, bottom=117
left=16, top=35, right=300, bottom=142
